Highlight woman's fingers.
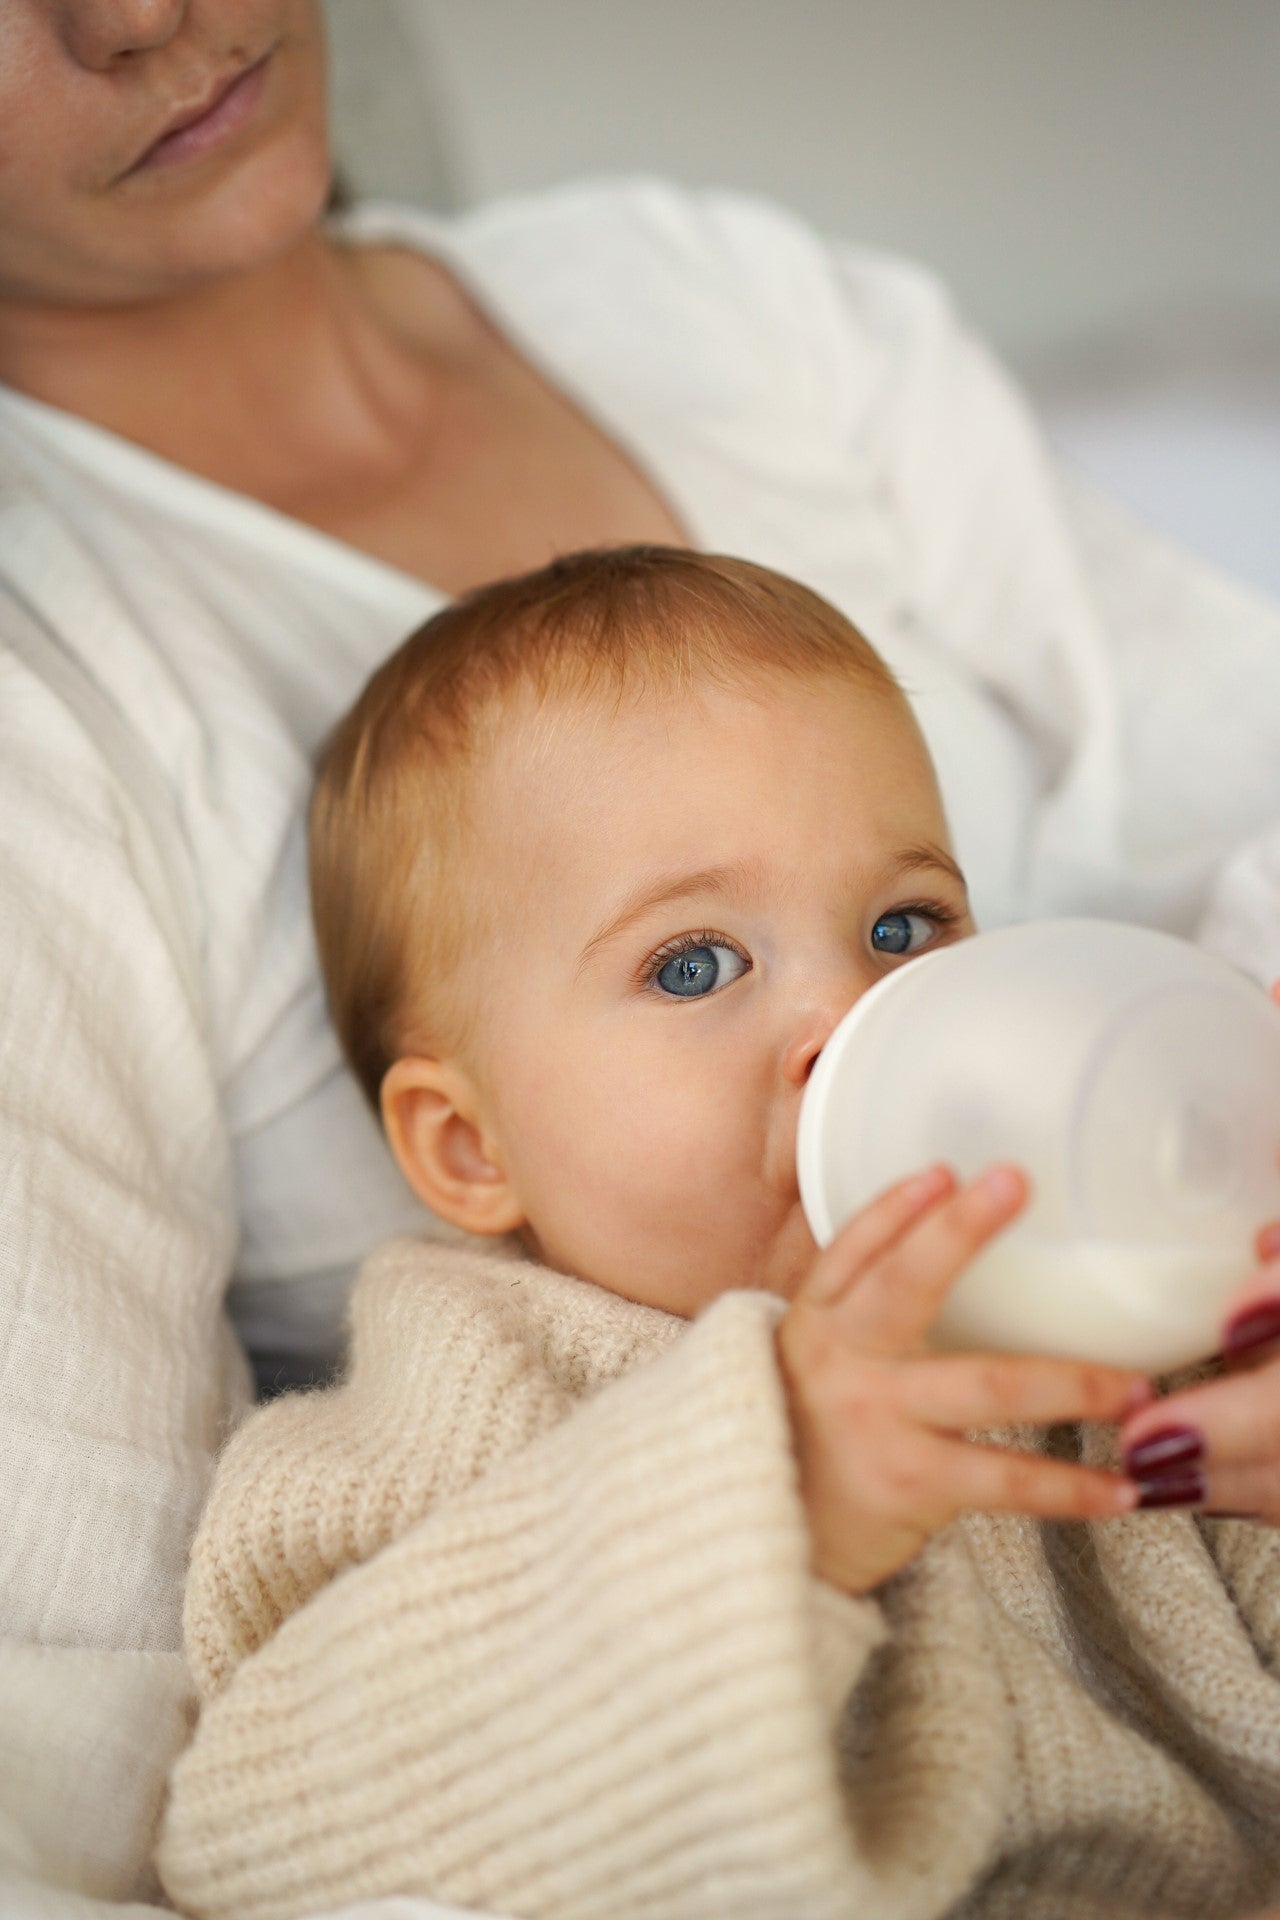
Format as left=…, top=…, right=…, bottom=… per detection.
left=1122, top=1352, right=1280, bottom=1461
left=831, top=1163, right=1029, bottom=1353
left=1252, top=991, right=1280, bottom=1259
left=1121, top=1457, right=1277, bottom=1523
left=1199, top=1462, right=1280, bottom=1523
left=1118, top=1350, right=1280, bottom=1522
left=800, top=1162, right=957, bottom=1308
left=1216, top=1261, right=1280, bottom=1360
left=894, top=1351, right=1152, bottom=1433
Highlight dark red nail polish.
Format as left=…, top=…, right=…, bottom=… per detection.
left=1222, top=1301, right=1280, bottom=1361
left=1124, top=1425, right=1204, bottom=1477
left=1137, top=1473, right=1207, bottom=1510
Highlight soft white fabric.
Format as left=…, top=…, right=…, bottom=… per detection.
left=2, top=176, right=1279, bottom=1917
left=1200, top=819, right=1280, bottom=988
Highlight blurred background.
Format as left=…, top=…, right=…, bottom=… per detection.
left=323, top=0, right=1280, bottom=598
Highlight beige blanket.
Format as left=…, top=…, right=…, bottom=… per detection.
left=159, top=1237, right=1280, bottom=1920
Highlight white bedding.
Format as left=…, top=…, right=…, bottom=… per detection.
left=2, top=179, right=1279, bottom=1919
left=1032, top=319, right=1280, bottom=989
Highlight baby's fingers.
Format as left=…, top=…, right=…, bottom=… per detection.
left=800, top=1163, right=957, bottom=1308
left=897, top=1352, right=1153, bottom=1433
left=837, top=1164, right=1029, bottom=1353
left=937, top=1435, right=1137, bottom=1522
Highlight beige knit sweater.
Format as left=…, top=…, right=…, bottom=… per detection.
left=157, top=1236, right=1280, bottom=1920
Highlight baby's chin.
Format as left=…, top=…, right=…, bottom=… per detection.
left=684, top=1203, right=818, bottom=1309
left=754, top=1208, right=822, bottom=1302
left=646, top=1205, right=820, bottom=1316
left=523, top=1202, right=819, bottom=1318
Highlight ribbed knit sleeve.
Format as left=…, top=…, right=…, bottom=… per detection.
left=158, top=1250, right=895, bottom=1920
left=180, top=1238, right=651, bottom=1701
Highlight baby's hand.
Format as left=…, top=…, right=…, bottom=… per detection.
left=776, top=1165, right=1153, bottom=1595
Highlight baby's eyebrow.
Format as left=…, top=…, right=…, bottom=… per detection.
left=890, top=843, right=969, bottom=891
left=576, top=844, right=967, bottom=975
left=577, top=859, right=762, bottom=975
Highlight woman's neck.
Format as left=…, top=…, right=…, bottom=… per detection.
left=0, top=229, right=444, bottom=504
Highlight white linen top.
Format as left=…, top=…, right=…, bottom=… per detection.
left=1, top=176, right=1278, bottom=1917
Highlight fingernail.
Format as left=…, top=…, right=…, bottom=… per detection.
left=1124, top=1425, right=1204, bottom=1477
left=1258, top=1225, right=1280, bottom=1260
left=904, top=1164, right=950, bottom=1203
left=1137, top=1472, right=1206, bottom=1510
left=1222, top=1299, right=1280, bottom=1361
left=978, top=1165, right=1022, bottom=1206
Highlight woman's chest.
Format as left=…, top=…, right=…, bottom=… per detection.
left=277, top=338, right=691, bottom=594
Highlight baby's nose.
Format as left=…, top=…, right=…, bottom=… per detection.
left=784, top=1029, right=826, bottom=1087
left=782, top=993, right=861, bottom=1088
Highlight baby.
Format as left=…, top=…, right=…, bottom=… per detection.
left=159, top=549, right=1280, bottom=1920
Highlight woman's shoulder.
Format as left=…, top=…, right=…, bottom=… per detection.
left=351, top=172, right=830, bottom=283
left=351, top=174, right=914, bottom=397
left=449, top=173, right=830, bottom=278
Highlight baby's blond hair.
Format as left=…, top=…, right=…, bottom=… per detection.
left=310, top=545, right=901, bottom=1110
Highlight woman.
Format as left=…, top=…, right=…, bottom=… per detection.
left=3, top=4, right=1279, bottom=1915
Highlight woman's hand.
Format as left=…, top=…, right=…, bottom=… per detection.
left=1117, top=1230, right=1280, bottom=1522
left=777, top=1164, right=1153, bottom=1595
left=1116, top=977, right=1280, bottom=1523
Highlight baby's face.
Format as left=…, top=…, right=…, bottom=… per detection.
left=454, top=671, right=974, bottom=1315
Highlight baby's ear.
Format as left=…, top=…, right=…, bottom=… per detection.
left=381, top=1057, right=526, bottom=1236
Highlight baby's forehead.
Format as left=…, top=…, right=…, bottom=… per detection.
left=463, top=665, right=940, bottom=879
left=469, top=675, right=730, bottom=822
left=477, top=658, right=915, bottom=765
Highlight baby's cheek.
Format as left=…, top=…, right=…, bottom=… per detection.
left=561, top=1121, right=694, bottom=1249
left=496, top=1023, right=758, bottom=1298
left=537, top=1116, right=733, bottom=1307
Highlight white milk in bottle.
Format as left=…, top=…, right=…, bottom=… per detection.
left=797, top=919, right=1280, bottom=1372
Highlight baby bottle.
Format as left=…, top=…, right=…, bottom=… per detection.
left=797, top=918, right=1280, bottom=1372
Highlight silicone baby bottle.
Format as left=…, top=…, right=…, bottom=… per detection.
left=797, top=918, right=1280, bottom=1372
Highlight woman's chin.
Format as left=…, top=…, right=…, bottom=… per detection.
left=98, top=35, right=333, bottom=301
left=207, top=144, right=330, bottom=264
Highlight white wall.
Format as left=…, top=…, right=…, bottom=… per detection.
left=404, top=0, right=1280, bottom=359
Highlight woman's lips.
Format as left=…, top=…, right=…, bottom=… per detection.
left=125, top=52, right=272, bottom=176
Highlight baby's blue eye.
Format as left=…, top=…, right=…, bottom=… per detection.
left=654, top=943, right=748, bottom=998
left=871, top=911, right=935, bottom=956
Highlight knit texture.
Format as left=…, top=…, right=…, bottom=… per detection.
left=158, top=1237, right=1280, bottom=1920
